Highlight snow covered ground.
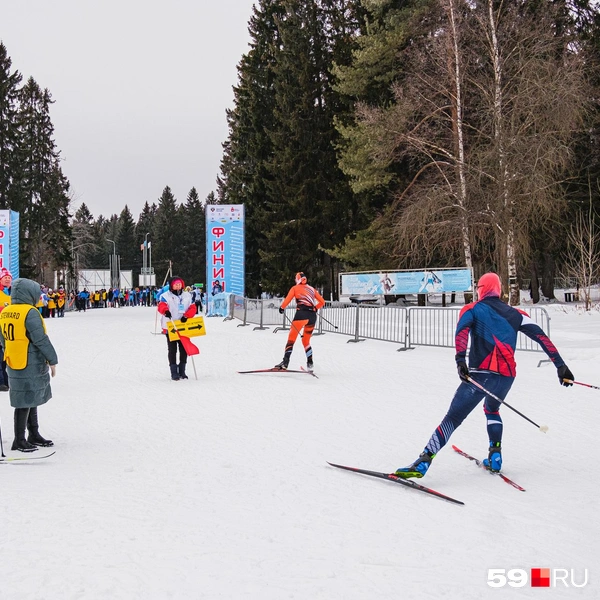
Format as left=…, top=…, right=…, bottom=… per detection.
left=0, top=303, right=597, bottom=599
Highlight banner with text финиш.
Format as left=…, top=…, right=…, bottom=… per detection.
left=205, top=204, right=245, bottom=314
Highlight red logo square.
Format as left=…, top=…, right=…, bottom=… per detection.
left=531, top=568, right=551, bottom=587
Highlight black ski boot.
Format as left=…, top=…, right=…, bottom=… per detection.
left=27, top=407, right=54, bottom=447
left=178, top=363, right=188, bottom=380
left=170, top=364, right=180, bottom=381
left=12, top=408, right=38, bottom=452
left=274, top=358, right=289, bottom=370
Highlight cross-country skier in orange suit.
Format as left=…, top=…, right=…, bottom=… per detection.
left=274, top=272, right=325, bottom=372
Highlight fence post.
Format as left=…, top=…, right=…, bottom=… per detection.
left=236, top=296, right=250, bottom=327
left=397, top=307, right=413, bottom=351
left=347, top=303, right=365, bottom=343
left=253, top=298, right=270, bottom=331
left=273, top=305, right=290, bottom=334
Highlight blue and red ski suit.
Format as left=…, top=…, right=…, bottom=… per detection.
left=424, top=295, right=567, bottom=455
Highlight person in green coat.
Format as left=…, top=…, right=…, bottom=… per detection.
left=0, top=278, right=58, bottom=452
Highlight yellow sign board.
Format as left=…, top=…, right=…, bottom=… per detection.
left=167, top=316, right=206, bottom=341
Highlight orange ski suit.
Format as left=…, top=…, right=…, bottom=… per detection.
left=280, top=283, right=326, bottom=362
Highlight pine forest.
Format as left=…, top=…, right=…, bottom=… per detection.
left=1, top=0, right=600, bottom=304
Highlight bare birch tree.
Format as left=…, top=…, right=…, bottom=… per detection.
left=353, top=0, right=477, bottom=269
left=563, top=179, right=600, bottom=310
left=468, top=0, right=591, bottom=303
left=342, top=0, right=591, bottom=303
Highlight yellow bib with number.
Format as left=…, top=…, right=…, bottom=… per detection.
left=0, top=305, right=47, bottom=370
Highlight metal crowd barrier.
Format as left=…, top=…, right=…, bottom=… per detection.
left=230, top=298, right=550, bottom=354
left=406, top=306, right=550, bottom=353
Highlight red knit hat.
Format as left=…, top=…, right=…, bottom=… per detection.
left=477, top=273, right=501, bottom=299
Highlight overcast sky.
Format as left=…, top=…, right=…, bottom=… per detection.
left=2, top=0, right=256, bottom=220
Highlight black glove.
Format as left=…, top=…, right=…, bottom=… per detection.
left=457, top=360, right=470, bottom=382
left=557, top=364, right=574, bottom=387
left=180, top=316, right=188, bottom=323
left=279, top=307, right=284, bottom=314
left=164, top=310, right=172, bottom=319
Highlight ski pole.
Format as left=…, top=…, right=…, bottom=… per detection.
left=564, top=379, right=600, bottom=390
left=466, top=376, right=549, bottom=433
left=282, top=311, right=304, bottom=338
left=318, top=312, right=338, bottom=330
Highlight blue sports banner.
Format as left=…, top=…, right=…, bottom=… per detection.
left=340, top=269, right=472, bottom=296
left=0, top=210, right=19, bottom=277
left=205, top=205, right=245, bottom=307
left=9, top=211, right=19, bottom=278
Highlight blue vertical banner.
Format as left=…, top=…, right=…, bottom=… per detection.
left=205, top=204, right=245, bottom=308
left=0, top=210, right=19, bottom=277
left=10, top=210, right=19, bottom=278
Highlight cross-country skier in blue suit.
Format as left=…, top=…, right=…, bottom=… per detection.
left=394, top=272, right=574, bottom=478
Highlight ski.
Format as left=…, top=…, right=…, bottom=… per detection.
left=327, top=462, right=464, bottom=506
left=452, top=445, right=525, bottom=491
left=0, top=451, right=56, bottom=463
left=238, top=368, right=310, bottom=375
left=300, top=366, right=319, bottom=378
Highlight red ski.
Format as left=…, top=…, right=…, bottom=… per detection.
left=452, top=445, right=525, bottom=491
left=238, top=368, right=312, bottom=375
left=327, top=462, right=464, bottom=506
left=300, top=366, right=318, bottom=378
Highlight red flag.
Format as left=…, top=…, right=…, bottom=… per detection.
left=178, top=333, right=200, bottom=356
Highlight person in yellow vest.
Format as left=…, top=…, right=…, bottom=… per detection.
left=47, top=288, right=57, bottom=317
left=0, top=268, right=12, bottom=391
left=0, top=278, right=58, bottom=452
left=56, top=285, right=66, bottom=317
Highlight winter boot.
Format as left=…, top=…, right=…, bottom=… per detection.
left=483, top=442, right=502, bottom=472
left=26, top=407, right=54, bottom=447
left=274, top=357, right=289, bottom=370
left=170, top=364, right=180, bottom=381
left=394, top=451, right=435, bottom=479
left=178, top=363, right=188, bottom=380
left=12, top=408, right=38, bottom=452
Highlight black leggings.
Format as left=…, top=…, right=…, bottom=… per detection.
left=165, top=335, right=188, bottom=365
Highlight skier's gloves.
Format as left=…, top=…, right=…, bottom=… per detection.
left=278, top=307, right=284, bottom=314
left=456, top=360, right=469, bottom=382
left=50, top=365, right=56, bottom=378
left=180, top=316, right=188, bottom=323
left=557, top=364, right=574, bottom=386
left=164, top=310, right=172, bottom=319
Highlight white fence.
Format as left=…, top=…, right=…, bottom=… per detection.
left=77, top=270, right=133, bottom=292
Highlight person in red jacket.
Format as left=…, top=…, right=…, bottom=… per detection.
left=275, top=272, right=325, bottom=371
left=157, top=277, right=197, bottom=380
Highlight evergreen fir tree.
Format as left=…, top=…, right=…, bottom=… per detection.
left=180, top=187, right=206, bottom=286
left=116, top=205, right=138, bottom=271
left=218, top=0, right=284, bottom=297
left=16, top=77, right=71, bottom=280
left=153, top=186, right=182, bottom=280
left=0, top=42, right=22, bottom=208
